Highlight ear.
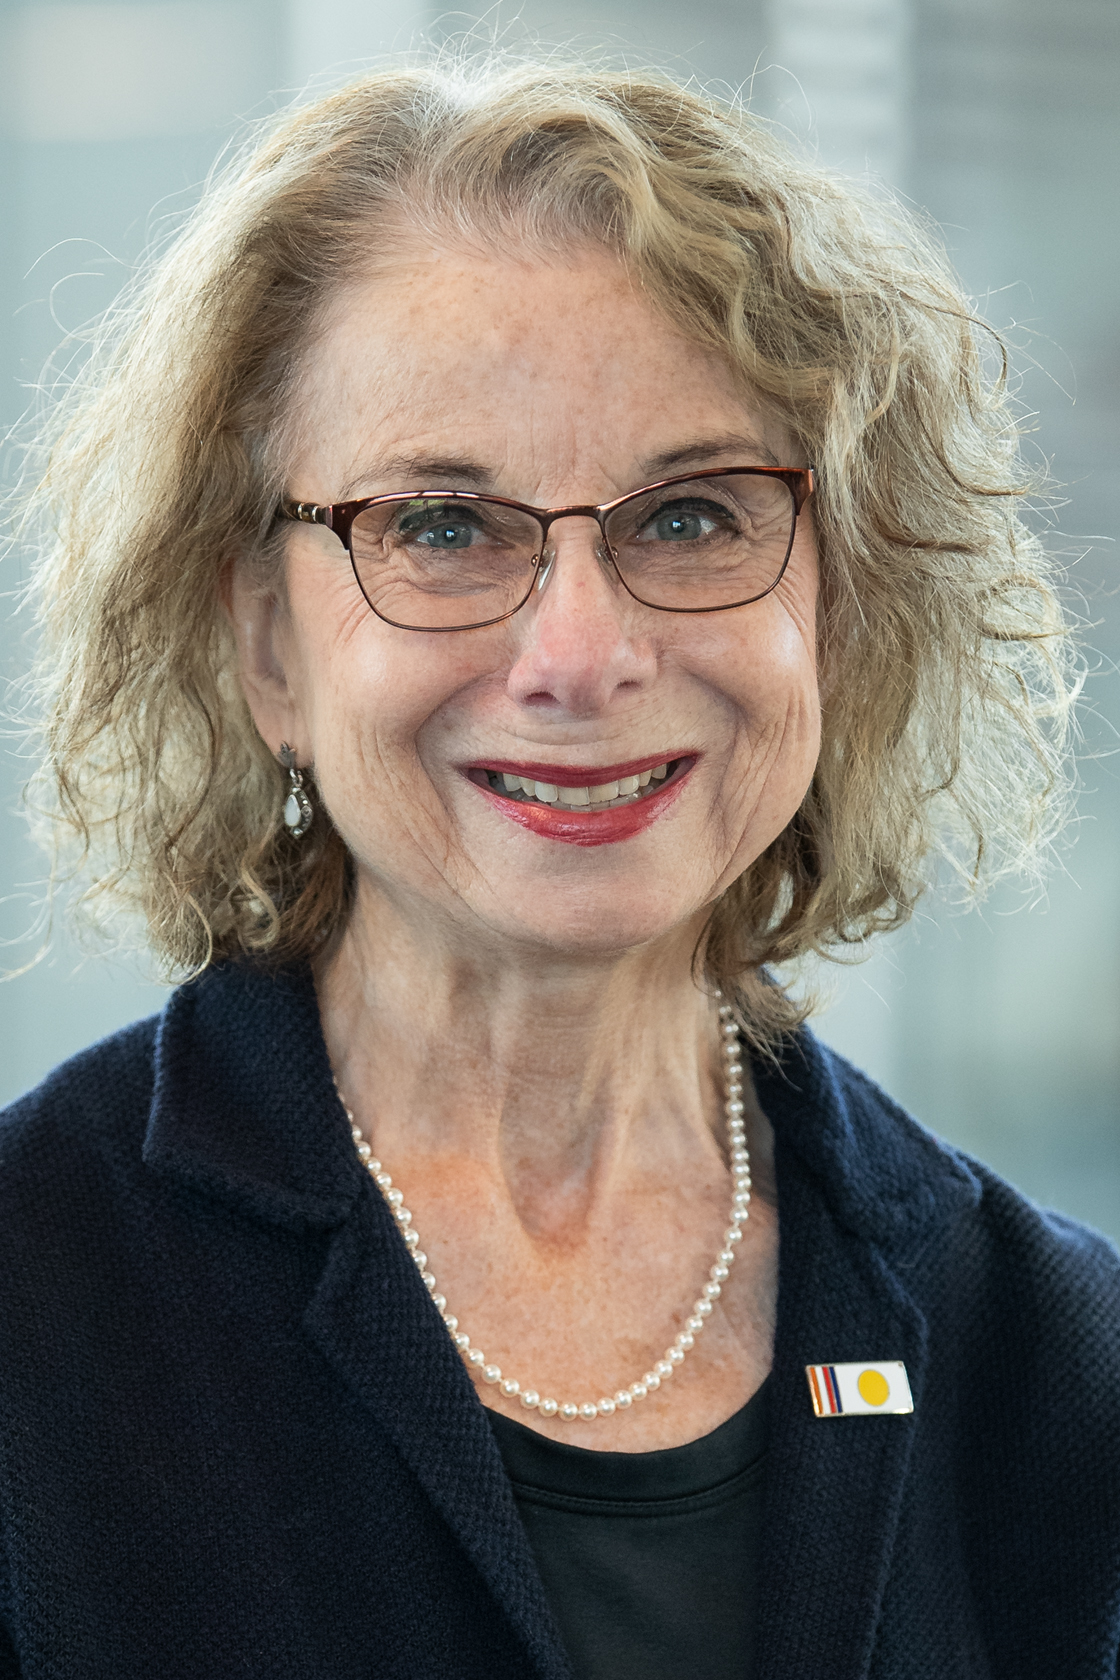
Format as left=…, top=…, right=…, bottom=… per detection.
left=221, top=556, right=308, bottom=760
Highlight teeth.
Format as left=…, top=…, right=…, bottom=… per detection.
left=490, top=762, right=674, bottom=809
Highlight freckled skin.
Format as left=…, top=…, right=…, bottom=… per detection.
left=229, top=245, right=819, bottom=1449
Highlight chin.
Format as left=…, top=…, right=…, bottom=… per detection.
left=474, top=878, right=704, bottom=961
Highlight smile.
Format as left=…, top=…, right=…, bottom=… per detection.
left=484, top=760, right=676, bottom=811
left=466, top=755, right=696, bottom=846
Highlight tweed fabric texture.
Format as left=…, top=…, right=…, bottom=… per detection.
left=0, top=961, right=1117, bottom=1678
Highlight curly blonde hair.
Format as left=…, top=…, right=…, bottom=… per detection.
left=16, top=59, right=1076, bottom=1046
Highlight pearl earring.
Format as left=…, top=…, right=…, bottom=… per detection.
left=278, top=743, right=313, bottom=839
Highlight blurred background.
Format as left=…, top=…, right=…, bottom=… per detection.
left=1, top=0, right=1117, bottom=1235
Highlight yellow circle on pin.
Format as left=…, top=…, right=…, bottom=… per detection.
left=857, top=1368, right=890, bottom=1407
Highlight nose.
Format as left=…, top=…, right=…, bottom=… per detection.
left=505, top=517, right=656, bottom=716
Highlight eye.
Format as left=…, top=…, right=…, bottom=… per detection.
left=638, top=498, right=736, bottom=543
left=396, top=502, right=484, bottom=549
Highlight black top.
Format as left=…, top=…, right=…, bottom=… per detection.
left=487, top=1382, right=770, bottom=1679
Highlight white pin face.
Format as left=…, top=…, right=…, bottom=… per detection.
left=806, top=1361, right=913, bottom=1417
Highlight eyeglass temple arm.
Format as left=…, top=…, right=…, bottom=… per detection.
left=283, top=500, right=332, bottom=526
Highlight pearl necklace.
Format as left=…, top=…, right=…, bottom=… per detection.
left=339, top=1001, right=750, bottom=1424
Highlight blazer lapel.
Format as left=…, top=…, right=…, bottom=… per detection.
left=145, top=962, right=573, bottom=1679
left=304, top=1185, right=574, bottom=1680
left=752, top=1035, right=977, bottom=1680
left=145, top=962, right=362, bottom=1230
left=756, top=1165, right=927, bottom=1678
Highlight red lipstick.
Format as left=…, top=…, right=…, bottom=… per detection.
left=467, top=756, right=696, bottom=847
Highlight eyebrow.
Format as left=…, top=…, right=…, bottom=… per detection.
left=338, top=456, right=494, bottom=499
left=639, top=434, right=782, bottom=477
left=336, top=433, right=783, bottom=502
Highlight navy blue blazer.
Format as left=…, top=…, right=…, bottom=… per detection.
left=0, top=961, right=1118, bottom=1678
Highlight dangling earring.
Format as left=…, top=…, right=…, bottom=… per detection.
left=278, top=743, right=313, bottom=839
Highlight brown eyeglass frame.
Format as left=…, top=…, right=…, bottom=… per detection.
left=279, top=465, right=815, bottom=633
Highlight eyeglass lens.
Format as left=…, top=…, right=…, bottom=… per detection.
left=347, top=472, right=798, bottom=630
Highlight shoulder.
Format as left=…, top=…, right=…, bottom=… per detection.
left=763, top=1026, right=1120, bottom=1369
left=0, top=1013, right=161, bottom=1216
left=822, top=1040, right=1120, bottom=1362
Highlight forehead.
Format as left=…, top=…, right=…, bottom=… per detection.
left=285, top=244, right=791, bottom=496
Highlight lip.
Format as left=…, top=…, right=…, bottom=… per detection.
left=467, top=755, right=696, bottom=847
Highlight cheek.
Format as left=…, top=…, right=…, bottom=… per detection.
left=302, top=651, right=455, bottom=875
left=719, top=603, right=821, bottom=744
left=708, top=602, right=821, bottom=863
left=286, top=574, right=492, bottom=835
left=694, top=525, right=819, bottom=737
left=285, top=556, right=423, bottom=742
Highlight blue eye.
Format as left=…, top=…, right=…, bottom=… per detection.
left=396, top=499, right=488, bottom=548
left=396, top=505, right=481, bottom=549
left=654, top=510, right=707, bottom=541
left=641, top=499, right=731, bottom=543
left=418, top=522, right=476, bottom=549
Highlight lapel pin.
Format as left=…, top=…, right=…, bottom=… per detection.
left=806, top=1361, right=913, bottom=1417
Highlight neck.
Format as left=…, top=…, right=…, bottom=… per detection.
left=315, top=877, right=727, bottom=1234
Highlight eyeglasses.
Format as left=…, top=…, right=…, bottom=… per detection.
left=280, top=465, right=814, bottom=633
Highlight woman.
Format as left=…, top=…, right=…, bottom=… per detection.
left=1, top=60, right=1117, bottom=1680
